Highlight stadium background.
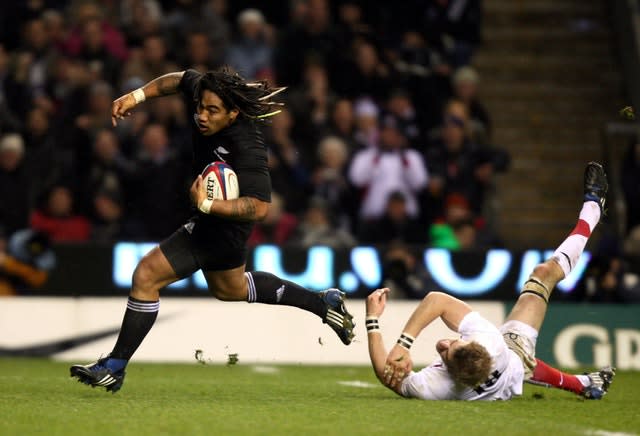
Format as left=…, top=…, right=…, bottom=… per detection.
left=1, top=0, right=640, bottom=374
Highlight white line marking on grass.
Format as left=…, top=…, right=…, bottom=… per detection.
left=585, top=430, right=638, bottom=436
left=337, top=380, right=378, bottom=388
left=251, top=366, right=280, bottom=374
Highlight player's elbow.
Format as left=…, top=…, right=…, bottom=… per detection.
left=253, top=200, right=269, bottom=221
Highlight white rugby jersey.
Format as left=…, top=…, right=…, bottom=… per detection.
left=400, top=312, right=524, bottom=401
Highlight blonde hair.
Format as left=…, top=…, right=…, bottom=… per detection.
left=446, top=341, right=492, bottom=388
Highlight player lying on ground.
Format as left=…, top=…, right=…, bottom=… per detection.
left=365, top=162, right=615, bottom=400
left=70, top=67, right=354, bottom=393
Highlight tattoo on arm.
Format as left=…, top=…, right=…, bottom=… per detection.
left=143, top=72, right=184, bottom=98
left=230, top=197, right=257, bottom=221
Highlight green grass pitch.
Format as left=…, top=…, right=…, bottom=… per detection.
left=1, top=358, right=639, bottom=436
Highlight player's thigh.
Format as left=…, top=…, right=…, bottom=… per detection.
left=204, top=265, right=248, bottom=301
left=500, top=321, right=538, bottom=379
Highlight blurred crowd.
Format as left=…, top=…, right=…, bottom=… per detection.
left=1, top=0, right=638, bottom=303
left=0, top=0, right=514, bottom=293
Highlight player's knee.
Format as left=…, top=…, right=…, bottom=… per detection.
left=132, top=259, right=162, bottom=295
left=208, top=282, right=245, bottom=301
left=532, top=260, right=563, bottom=284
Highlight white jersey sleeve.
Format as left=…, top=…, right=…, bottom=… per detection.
left=400, top=360, right=456, bottom=400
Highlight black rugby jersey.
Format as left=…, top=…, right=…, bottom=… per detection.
left=178, top=69, right=272, bottom=246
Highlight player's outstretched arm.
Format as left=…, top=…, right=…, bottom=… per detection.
left=190, top=175, right=268, bottom=221
left=365, top=288, right=404, bottom=396
left=111, top=71, right=185, bottom=126
left=384, top=292, right=472, bottom=388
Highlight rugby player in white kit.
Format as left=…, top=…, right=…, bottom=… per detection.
left=365, top=162, right=615, bottom=401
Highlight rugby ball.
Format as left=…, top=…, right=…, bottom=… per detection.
left=201, top=161, right=240, bottom=201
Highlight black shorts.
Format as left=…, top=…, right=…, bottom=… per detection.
left=159, top=220, right=248, bottom=278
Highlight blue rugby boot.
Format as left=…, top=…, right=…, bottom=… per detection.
left=70, top=356, right=126, bottom=393
left=581, top=366, right=615, bottom=400
left=320, top=289, right=355, bottom=345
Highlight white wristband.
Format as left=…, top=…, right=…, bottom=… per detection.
left=132, top=88, right=146, bottom=104
left=199, top=198, right=213, bottom=214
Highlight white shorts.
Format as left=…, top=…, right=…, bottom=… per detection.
left=500, top=320, right=538, bottom=378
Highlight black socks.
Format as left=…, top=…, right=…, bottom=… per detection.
left=109, top=297, right=159, bottom=361
left=245, top=271, right=326, bottom=318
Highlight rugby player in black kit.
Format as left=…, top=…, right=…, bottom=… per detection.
left=70, top=68, right=355, bottom=392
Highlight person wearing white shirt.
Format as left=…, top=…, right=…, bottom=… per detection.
left=365, top=162, right=615, bottom=401
left=348, top=118, right=428, bottom=220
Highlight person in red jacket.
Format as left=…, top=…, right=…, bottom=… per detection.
left=30, top=185, right=91, bottom=242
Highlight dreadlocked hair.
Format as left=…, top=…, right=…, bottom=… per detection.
left=195, top=67, right=286, bottom=120
left=446, top=341, right=492, bottom=388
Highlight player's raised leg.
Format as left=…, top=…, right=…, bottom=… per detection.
left=506, top=161, right=607, bottom=331
left=70, top=246, right=182, bottom=392
left=205, top=268, right=355, bottom=345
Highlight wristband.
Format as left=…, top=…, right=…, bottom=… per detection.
left=365, top=316, right=380, bottom=333
left=396, top=332, right=415, bottom=350
left=132, top=88, right=146, bottom=104
left=199, top=198, right=213, bottom=214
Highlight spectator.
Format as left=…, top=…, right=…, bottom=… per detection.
left=90, top=190, right=128, bottom=242
left=287, top=61, right=337, bottom=147
left=75, top=17, right=121, bottom=85
left=183, top=29, right=219, bottom=72
left=381, top=241, right=434, bottom=299
left=425, top=108, right=495, bottom=217
left=82, top=129, right=134, bottom=213
left=390, top=30, right=452, bottom=131
left=225, top=8, right=274, bottom=80
left=3, top=51, right=35, bottom=120
left=0, top=228, right=55, bottom=295
left=42, top=9, right=68, bottom=52
left=20, top=18, right=56, bottom=102
left=30, top=185, right=92, bottom=242
left=622, top=140, right=640, bottom=234
left=63, top=0, right=128, bottom=62
left=23, top=107, right=64, bottom=203
left=248, top=191, right=298, bottom=247
left=624, top=225, right=640, bottom=257
left=275, top=0, right=337, bottom=86
left=295, top=197, right=356, bottom=248
left=429, top=193, right=474, bottom=249
left=0, top=44, right=22, bottom=134
left=311, top=136, right=355, bottom=228
left=422, top=0, right=482, bottom=67
left=349, top=117, right=429, bottom=220
left=163, top=0, right=230, bottom=64
left=336, top=39, right=392, bottom=101
left=128, top=123, right=190, bottom=240
left=574, top=235, right=640, bottom=303
left=62, top=80, right=115, bottom=178
left=358, top=191, right=427, bottom=245
left=0, top=134, right=31, bottom=235
left=383, top=88, right=422, bottom=149
left=452, top=66, right=491, bottom=142
left=121, top=34, right=178, bottom=85
left=265, top=107, right=310, bottom=213
left=353, top=98, right=380, bottom=149
left=119, top=0, right=164, bottom=47
left=326, top=98, right=357, bottom=150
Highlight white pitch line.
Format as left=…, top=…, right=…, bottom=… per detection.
left=251, top=366, right=280, bottom=374
left=585, top=430, right=638, bottom=436
left=337, top=380, right=378, bottom=389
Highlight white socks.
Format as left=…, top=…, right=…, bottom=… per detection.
left=552, top=201, right=600, bottom=277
